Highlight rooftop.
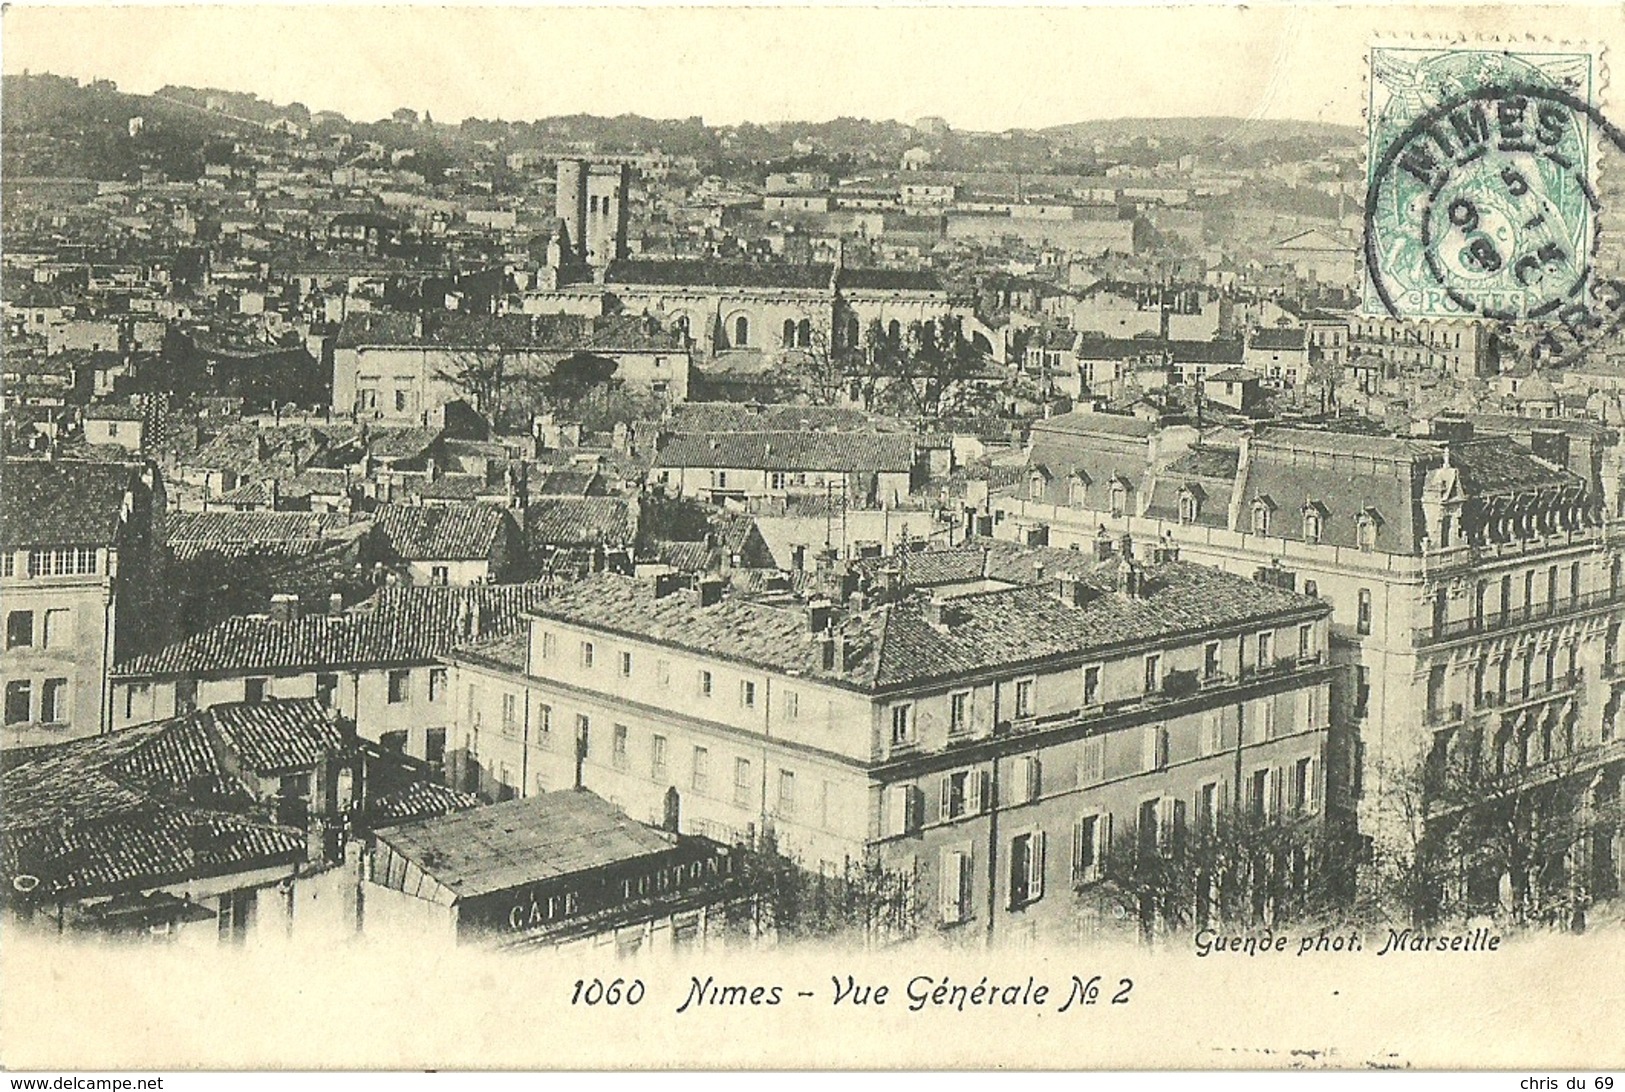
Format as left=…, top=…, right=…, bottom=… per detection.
left=0, top=458, right=146, bottom=550
left=372, top=790, right=678, bottom=902
left=653, top=431, right=916, bottom=473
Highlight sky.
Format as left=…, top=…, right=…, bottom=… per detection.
left=4, top=4, right=1624, bottom=132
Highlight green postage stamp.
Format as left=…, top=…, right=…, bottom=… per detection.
left=1364, top=43, right=1606, bottom=327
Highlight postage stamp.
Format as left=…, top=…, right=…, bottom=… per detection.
left=1364, top=44, right=1604, bottom=324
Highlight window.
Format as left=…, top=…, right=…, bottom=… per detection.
left=1178, top=490, right=1199, bottom=525
left=691, top=746, right=710, bottom=794
left=537, top=704, right=553, bottom=747
left=651, top=734, right=668, bottom=780
left=740, top=680, right=756, bottom=708
left=777, top=769, right=796, bottom=817
left=394, top=389, right=409, bottom=412
left=387, top=669, right=409, bottom=704
left=939, top=847, right=973, bottom=925
left=6, top=610, right=33, bottom=649
left=1204, top=642, right=1221, bottom=679
left=1298, top=624, right=1313, bottom=660
left=1257, top=631, right=1274, bottom=667
left=619, top=651, right=633, bottom=678
left=1356, top=588, right=1373, bottom=635
left=1144, top=653, right=1162, bottom=693
left=4, top=681, right=30, bottom=724
left=245, top=677, right=268, bottom=703
left=1109, top=481, right=1128, bottom=519
left=770, top=471, right=786, bottom=491
left=430, top=565, right=449, bottom=586
left=1249, top=697, right=1276, bottom=742
left=1251, top=497, right=1273, bottom=536
left=610, top=724, right=629, bottom=769
left=1292, top=756, right=1319, bottom=813
left=426, top=728, right=446, bottom=768
left=40, top=678, right=67, bottom=723
left=1072, top=814, right=1110, bottom=884
left=1080, top=736, right=1105, bottom=785
left=1302, top=507, right=1323, bottom=544
left=734, top=315, right=750, bottom=347
left=949, top=690, right=971, bottom=735
left=1083, top=665, right=1102, bottom=706
left=733, top=758, right=752, bottom=807
left=1571, top=561, right=1583, bottom=602
left=541, top=632, right=557, bottom=660
left=699, top=669, right=713, bottom=698
left=580, top=641, right=595, bottom=669
left=1357, top=514, right=1378, bottom=551
left=500, top=692, right=518, bottom=732
left=891, top=703, right=915, bottom=747
left=428, top=667, right=447, bottom=702
left=940, top=769, right=985, bottom=820
left=1013, top=678, right=1035, bottom=718
left=1028, top=473, right=1046, bottom=502
left=1009, top=831, right=1045, bottom=907
left=575, top=714, right=591, bottom=758
left=1142, top=724, right=1169, bottom=771
left=0, top=553, right=12, bottom=578
left=1013, top=755, right=1042, bottom=804
left=1198, top=781, right=1222, bottom=833
left=656, top=659, right=670, bottom=688
left=1201, top=710, right=1223, bottom=756
left=784, top=689, right=799, bottom=719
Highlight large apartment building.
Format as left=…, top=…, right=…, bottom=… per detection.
left=1, top=458, right=167, bottom=748
left=448, top=540, right=1334, bottom=943
left=993, top=411, right=1625, bottom=898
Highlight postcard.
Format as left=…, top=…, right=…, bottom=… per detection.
left=2, top=2, right=1625, bottom=1072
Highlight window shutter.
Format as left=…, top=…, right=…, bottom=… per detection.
left=1204, top=711, right=1223, bottom=755
left=1156, top=796, right=1176, bottom=850
left=968, top=770, right=986, bottom=814
left=1081, top=736, right=1104, bottom=785
left=1072, top=818, right=1088, bottom=882
left=1305, top=757, right=1320, bottom=813
left=1269, top=767, right=1284, bottom=819
left=1173, top=798, right=1188, bottom=847
left=1032, top=831, right=1047, bottom=900
left=939, top=848, right=966, bottom=924
left=1101, top=813, right=1114, bottom=868
left=887, top=784, right=912, bottom=836
left=939, top=775, right=953, bottom=822
left=1141, top=726, right=1157, bottom=771
left=1024, top=756, right=1042, bottom=802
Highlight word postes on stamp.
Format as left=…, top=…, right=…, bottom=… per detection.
left=1365, top=45, right=1602, bottom=326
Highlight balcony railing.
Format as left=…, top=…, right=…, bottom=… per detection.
left=1240, top=651, right=1324, bottom=680
left=1425, top=702, right=1466, bottom=728
left=1473, top=672, right=1581, bottom=711
left=1414, top=587, right=1625, bottom=646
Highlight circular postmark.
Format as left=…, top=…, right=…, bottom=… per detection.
left=1367, top=83, right=1603, bottom=322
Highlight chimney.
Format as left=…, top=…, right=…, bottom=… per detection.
left=1033, top=559, right=1046, bottom=584
left=1153, top=532, right=1180, bottom=564
left=269, top=593, right=301, bottom=623
left=699, top=576, right=724, bottom=607
left=1118, top=558, right=1146, bottom=598
left=328, top=590, right=344, bottom=615
left=1054, top=572, right=1087, bottom=607
left=1093, top=525, right=1115, bottom=560
left=1118, top=531, right=1135, bottom=562
left=654, top=571, right=687, bottom=599
left=263, top=477, right=279, bottom=509
left=820, top=632, right=849, bottom=672
left=980, top=545, right=992, bottom=579
left=880, top=564, right=903, bottom=600
left=807, top=597, right=834, bottom=634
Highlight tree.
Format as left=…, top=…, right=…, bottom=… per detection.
left=1097, top=808, right=1361, bottom=941
left=540, top=351, right=619, bottom=408
left=433, top=347, right=509, bottom=422
left=1378, top=728, right=1625, bottom=929
left=732, top=829, right=921, bottom=947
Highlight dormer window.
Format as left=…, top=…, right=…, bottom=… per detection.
left=1301, top=500, right=1328, bottom=544
left=1068, top=470, right=1090, bottom=507
left=1356, top=508, right=1382, bottom=551
left=1178, top=484, right=1204, bottom=526
left=1109, top=475, right=1132, bottom=519
left=1251, top=495, right=1276, bottom=536
left=1028, top=465, right=1051, bottom=502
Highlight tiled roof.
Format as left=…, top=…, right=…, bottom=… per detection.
left=0, top=458, right=141, bottom=549
left=373, top=790, right=678, bottom=900
left=335, top=311, right=686, bottom=352
left=113, top=584, right=557, bottom=677
left=1250, top=328, right=1309, bottom=351
left=207, top=699, right=352, bottom=776
left=1170, top=338, right=1246, bottom=365
left=605, top=259, right=833, bottom=290
left=525, top=497, right=638, bottom=549
left=365, top=782, right=482, bottom=824
left=1449, top=438, right=1578, bottom=495
left=840, top=267, right=945, bottom=293
left=168, top=512, right=357, bottom=557
left=1030, top=411, right=1156, bottom=440
left=371, top=502, right=510, bottom=562
left=665, top=403, right=910, bottom=434
left=526, top=550, right=1323, bottom=693
left=654, top=431, right=916, bottom=473
left=532, top=468, right=601, bottom=497
left=0, top=699, right=350, bottom=899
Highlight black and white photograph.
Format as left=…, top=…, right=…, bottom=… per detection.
left=1, top=2, right=1623, bottom=1073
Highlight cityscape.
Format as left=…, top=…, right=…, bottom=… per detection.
left=3, top=18, right=1624, bottom=966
